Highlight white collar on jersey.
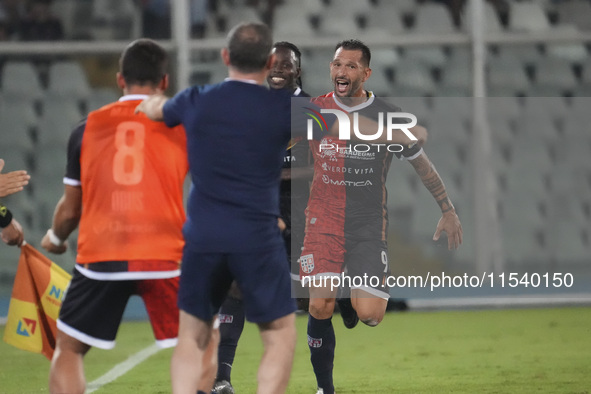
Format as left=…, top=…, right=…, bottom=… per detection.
left=119, top=94, right=150, bottom=102
left=331, top=91, right=375, bottom=112
left=293, top=87, right=302, bottom=96
left=224, top=77, right=260, bottom=85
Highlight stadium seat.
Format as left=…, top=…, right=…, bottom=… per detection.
left=487, top=56, right=531, bottom=96
left=411, top=3, right=457, bottom=34
left=364, top=69, right=392, bottom=96
left=530, top=57, right=578, bottom=96
left=191, top=58, right=228, bottom=86
left=323, top=0, right=372, bottom=18
left=364, top=6, right=405, bottom=36
left=51, top=0, right=93, bottom=40
left=508, top=1, right=551, bottom=32
left=554, top=138, right=591, bottom=172
left=0, top=148, right=31, bottom=175
left=47, top=61, right=92, bottom=101
left=446, top=46, right=471, bottom=66
left=302, top=71, right=332, bottom=98
left=504, top=157, right=551, bottom=195
left=386, top=162, right=417, bottom=213
left=403, top=46, right=448, bottom=68
left=0, top=102, right=37, bottom=153
left=35, top=149, right=68, bottom=180
left=0, top=98, right=38, bottom=130
left=569, top=96, right=591, bottom=123
left=37, top=97, right=83, bottom=148
left=487, top=136, right=511, bottom=178
left=548, top=220, right=590, bottom=264
left=487, top=116, right=515, bottom=147
left=431, top=97, right=473, bottom=130
left=221, top=5, right=262, bottom=30
left=580, top=60, right=591, bottom=87
left=461, top=1, right=503, bottom=33
left=421, top=135, right=465, bottom=176
left=302, top=0, right=325, bottom=16
left=494, top=44, right=544, bottom=66
left=486, top=96, right=521, bottom=124
left=272, top=6, right=316, bottom=39
left=546, top=186, right=589, bottom=228
left=303, top=48, right=333, bottom=96
left=522, top=96, right=569, bottom=129
left=392, top=59, right=437, bottom=96
left=369, top=47, right=399, bottom=76
left=0, top=61, right=44, bottom=102
left=374, top=0, right=416, bottom=16
left=394, top=97, right=431, bottom=123
left=556, top=0, right=591, bottom=31
left=318, top=13, right=362, bottom=37
left=560, top=116, right=588, bottom=142
left=438, top=60, right=472, bottom=97
left=520, top=116, right=561, bottom=145
left=499, top=191, right=549, bottom=265
left=91, top=0, right=140, bottom=40
left=545, top=26, right=589, bottom=62
left=85, top=88, right=119, bottom=113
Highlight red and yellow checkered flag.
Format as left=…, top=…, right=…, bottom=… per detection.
left=3, top=244, right=71, bottom=360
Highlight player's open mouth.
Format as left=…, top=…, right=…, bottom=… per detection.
left=271, top=77, right=285, bottom=83
left=336, top=80, right=349, bottom=93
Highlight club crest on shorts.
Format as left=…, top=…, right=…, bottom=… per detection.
left=308, top=335, right=322, bottom=348
left=218, top=314, right=234, bottom=324
left=300, top=254, right=314, bottom=274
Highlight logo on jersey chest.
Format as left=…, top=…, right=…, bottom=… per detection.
left=321, top=175, right=373, bottom=187
left=321, top=163, right=375, bottom=174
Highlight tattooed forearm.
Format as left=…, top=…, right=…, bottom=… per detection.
left=410, top=153, right=455, bottom=213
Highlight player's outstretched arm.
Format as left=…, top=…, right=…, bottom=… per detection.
left=134, top=94, right=169, bottom=121
left=0, top=159, right=30, bottom=198
left=41, top=185, right=82, bottom=254
left=408, top=151, right=462, bottom=250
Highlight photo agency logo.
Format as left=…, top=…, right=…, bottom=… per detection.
left=303, top=107, right=418, bottom=153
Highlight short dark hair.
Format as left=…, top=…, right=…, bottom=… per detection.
left=227, top=22, right=273, bottom=73
left=119, top=39, right=168, bottom=87
left=335, top=39, right=371, bottom=67
left=273, top=41, right=302, bottom=68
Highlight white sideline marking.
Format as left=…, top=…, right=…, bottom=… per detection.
left=85, top=344, right=161, bottom=393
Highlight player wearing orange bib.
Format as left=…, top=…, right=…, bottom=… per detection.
left=75, top=97, right=186, bottom=264
left=41, top=39, right=216, bottom=394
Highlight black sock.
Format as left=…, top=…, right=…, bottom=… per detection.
left=216, top=296, right=245, bottom=383
left=308, top=315, right=335, bottom=394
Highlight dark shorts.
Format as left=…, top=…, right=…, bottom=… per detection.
left=300, top=233, right=391, bottom=299
left=58, top=268, right=179, bottom=349
left=178, top=244, right=296, bottom=323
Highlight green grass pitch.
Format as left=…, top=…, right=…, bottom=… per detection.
left=1, top=307, right=590, bottom=393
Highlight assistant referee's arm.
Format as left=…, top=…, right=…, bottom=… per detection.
left=0, top=202, right=24, bottom=247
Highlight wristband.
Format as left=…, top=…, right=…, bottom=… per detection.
left=0, top=205, right=13, bottom=228
left=47, top=229, right=65, bottom=247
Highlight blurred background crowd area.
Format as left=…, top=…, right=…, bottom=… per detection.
left=0, top=0, right=590, bottom=288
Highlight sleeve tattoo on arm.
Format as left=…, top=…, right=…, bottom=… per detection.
left=410, top=154, right=454, bottom=213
